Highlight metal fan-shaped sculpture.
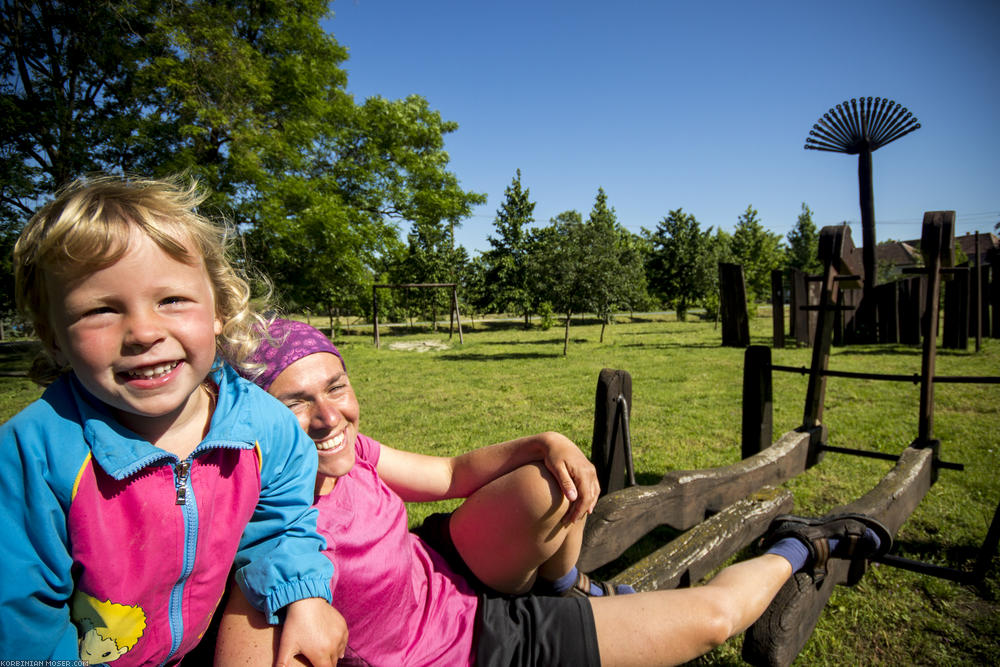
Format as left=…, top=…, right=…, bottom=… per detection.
left=805, top=97, right=920, bottom=341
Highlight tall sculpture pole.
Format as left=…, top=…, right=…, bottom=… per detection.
left=805, top=98, right=920, bottom=341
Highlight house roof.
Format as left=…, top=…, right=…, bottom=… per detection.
left=876, top=232, right=998, bottom=266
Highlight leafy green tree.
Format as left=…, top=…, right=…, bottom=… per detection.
left=786, top=203, right=821, bottom=274
left=1, top=0, right=164, bottom=221
left=482, top=169, right=535, bottom=326
left=645, top=208, right=714, bottom=321
left=700, top=228, right=734, bottom=320
left=527, top=210, right=588, bottom=355
left=731, top=205, right=785, bottom=303
left=579, top=188, right=646, bottom=341
left=2, top=0, right=484, bottom=323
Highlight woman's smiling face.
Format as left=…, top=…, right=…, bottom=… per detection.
left=267, top=351, right=360, bottom=494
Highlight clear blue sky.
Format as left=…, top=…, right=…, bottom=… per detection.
left=323, top=0, right=1000, bottom=255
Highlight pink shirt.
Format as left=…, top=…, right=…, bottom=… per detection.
left=314, top=434, right=479, bottom=666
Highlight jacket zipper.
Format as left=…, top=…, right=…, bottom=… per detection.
left=166, top=457, right=199, bottom=663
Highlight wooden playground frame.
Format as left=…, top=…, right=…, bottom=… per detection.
left=580, top=213, right=999, bottom=666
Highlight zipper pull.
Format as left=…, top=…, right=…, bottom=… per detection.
left=175, top=460, right=191, bottom=505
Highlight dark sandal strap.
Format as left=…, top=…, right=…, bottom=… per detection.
left=562, top=571, right=617, bottom=597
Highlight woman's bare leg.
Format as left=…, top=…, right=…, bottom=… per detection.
left=591, top=554, right=793, bottom=667
left=449, top=461, right=585, bottom=594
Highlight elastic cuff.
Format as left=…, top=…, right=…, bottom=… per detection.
left=262, top=578, right=334, bottom=624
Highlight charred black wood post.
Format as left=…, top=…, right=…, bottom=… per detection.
left=771, top=269, right=785, bottom=348
left=942, top=268, right=969, bottom=350
left=789, top=269, right=809, bottom=347
left=591, top=369, right=637, bottom=496
left=719, top=262, right=751, bottom=347
left=743, top=346, right=774, bottom=459
left=992, top=263, right=1000, bottom=339
left=802, top=225, right=862, bottom=428
left=805, top=98, right=920, bottom=342
left=578, top=426, right=825, bottom=571
left=916, top=212, right=953, bottom=445
left=611, top=487, right=795, bottom=592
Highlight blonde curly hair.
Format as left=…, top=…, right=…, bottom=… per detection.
left=14, top=174, right=269, bottom=384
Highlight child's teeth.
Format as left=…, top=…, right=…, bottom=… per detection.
left=128, top=362, right=178, bottom=378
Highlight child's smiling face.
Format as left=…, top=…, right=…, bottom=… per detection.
left=46, top=229, right=222, bottom=442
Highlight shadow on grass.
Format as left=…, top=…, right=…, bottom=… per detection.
left=622, top=342, right=721, bottom=350
left=438, top=351, right=565, bottom=362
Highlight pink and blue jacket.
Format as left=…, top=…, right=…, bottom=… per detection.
left=0, top=363, right=332, bottom=665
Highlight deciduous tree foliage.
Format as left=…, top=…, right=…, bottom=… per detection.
left=731, top=204, right=785, bottom=303
left=526, top=210, right=588, bottom=355
left=1, top=0, right=483, bottom=321
left=645, top=208, right=714, bottom=321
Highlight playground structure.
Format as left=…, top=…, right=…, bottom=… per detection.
left=580, top=214, right=998, bottom=665
left=371, top=282, right=464, bottom=349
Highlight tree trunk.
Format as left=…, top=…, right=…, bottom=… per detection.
left=600, top=319, right=606, bottom=343
left=563, top=311, right=572, bottom=356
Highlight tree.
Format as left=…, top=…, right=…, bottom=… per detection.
left=645, top=208, right=714, bottom=321
left=1, top=0, right=164, bottom=220
left=2, top=0, right=484, bottom=322
left=527, top=211, right=588, bottom=355
left=580, top=188, right=645, bottom=341
left=731, top=205, right=784, bottom=303
left=786, top=203, right=821, bottom=274
left=482, top=169, right=535, bottom=326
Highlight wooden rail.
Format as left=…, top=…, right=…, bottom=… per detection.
left=578, top=426, right=824, bottom=571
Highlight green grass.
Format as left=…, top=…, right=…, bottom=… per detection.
left=2, top=311, right=997, bottom=665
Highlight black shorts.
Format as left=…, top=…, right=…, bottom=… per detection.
left=415, top=512, right=602, bottom=667
left=474, top=593, right=601, bottom=667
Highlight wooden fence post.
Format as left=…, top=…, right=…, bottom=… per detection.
left=771, top=269, right=785, bottom=348
left=591, top=369, right=635, bottom=496
left=742, top=346, right=773, bottom=459
left=719, top=262, right=750, bottom=347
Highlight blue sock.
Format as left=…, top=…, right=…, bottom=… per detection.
left=767, top=537, right=811, bottom=573
left=541, top=567, right=636, bottom=596
left=545, top=568, right=579, bottom=595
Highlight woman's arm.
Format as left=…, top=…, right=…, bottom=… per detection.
left=377, top=431, right=600, bottom=523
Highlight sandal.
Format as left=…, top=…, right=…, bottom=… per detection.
left=561, top=570, right=619, bottom=598
left=762, top=512, right=893, bottom=587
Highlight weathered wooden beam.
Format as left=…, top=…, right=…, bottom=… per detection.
left=611, top=487, right=794, bottom=592
left=578, top=427, right=825, bottom=571
left=742, top=443, right=936, bottom=667
left=591, top=369, right=636, bottom=496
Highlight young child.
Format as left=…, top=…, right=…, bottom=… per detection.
left=0, top=176, right=345, bottom=665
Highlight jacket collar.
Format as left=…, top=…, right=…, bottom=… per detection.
left=66, top=362, right=258, bottom=480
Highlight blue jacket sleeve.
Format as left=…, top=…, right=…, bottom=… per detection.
left=234, top=401, right=333, bottom=624
left=0, top=412, right=82, bottom=659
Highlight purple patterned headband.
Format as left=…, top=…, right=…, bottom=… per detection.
left=242, top=318, right=345, bottom=391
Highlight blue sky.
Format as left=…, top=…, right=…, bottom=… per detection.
left=323, top=0, right=1000, bottom=255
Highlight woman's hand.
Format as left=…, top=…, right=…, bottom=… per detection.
left=277, top=597, right=348, bottom=667
left=539, top=431, right=600, bottom=524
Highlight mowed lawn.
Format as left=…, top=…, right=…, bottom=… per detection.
left=2, top=310, right=997, bottom=665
